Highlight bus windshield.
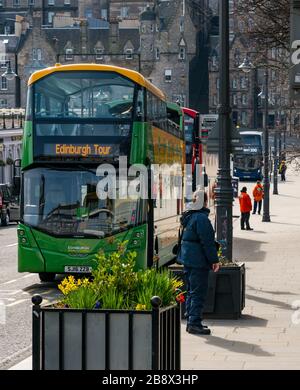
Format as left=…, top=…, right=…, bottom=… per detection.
left=34, top=71, right=135, bottom=120
left=241, top=134, right=262, bottom=147
left=184, top=114, right=194, bottom=143
left=234, top=154, right=261, bottom=170
left=23, top=168, right=145, bottom=237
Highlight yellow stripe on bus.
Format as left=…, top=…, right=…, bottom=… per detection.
left=28, top=63, right=166, bottom=100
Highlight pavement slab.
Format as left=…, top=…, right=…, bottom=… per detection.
left=182, top=173, right=300, bottom=370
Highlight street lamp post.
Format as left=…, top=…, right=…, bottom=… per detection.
left=262, top=68, right=271, bottom=221
left=215, top=0, right=233, bottom=261
left=273, top=129, right=279, bottom=195
left=1, top=54, right=21, bottom=108
left=239, top=58, right=271, bottom=222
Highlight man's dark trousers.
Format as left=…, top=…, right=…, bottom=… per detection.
left=241, top=212, right=251, bottom=229
left=253, top=200, right=262, bottom=214
left=184, top=266, right=210, bottom=327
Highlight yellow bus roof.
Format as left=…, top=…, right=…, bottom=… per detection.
left=28, top=63, right=166, bottom=100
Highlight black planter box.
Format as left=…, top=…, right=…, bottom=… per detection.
left=204, top=263, right=245, bottom=319
left=169, top=263, right=245, bottom=320
left=32, top=296, right=181, bottom=370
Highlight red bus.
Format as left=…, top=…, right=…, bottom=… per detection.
left=182, top=108, right=206, bottom=188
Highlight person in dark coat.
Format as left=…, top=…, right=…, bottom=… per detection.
left=178, top=190, right=220, bottom=335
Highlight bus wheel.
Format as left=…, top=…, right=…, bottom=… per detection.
left=1, top=211, right=10, bottom=226
left=39, top=273, right=56, bottom=283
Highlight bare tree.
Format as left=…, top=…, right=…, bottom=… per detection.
left=236, top=0, right=290, bottom=52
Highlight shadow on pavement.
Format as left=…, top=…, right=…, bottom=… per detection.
left=233, top=237, right=267, bottom=262
left=247, top=285, right=299, bottom=296
left=195, top=335, right=274, bottom=357
left=270, top=221, right=300, bottom=227
left=278, top=194, right=300, bottom=199
left=206, top=315, right=268, bottom=328
left=246, top=294, right=293, bottom=312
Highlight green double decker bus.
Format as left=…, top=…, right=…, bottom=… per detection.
left=18, top=64, right=185, bottom=282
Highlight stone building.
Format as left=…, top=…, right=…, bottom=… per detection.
left=208, top=0, right=292, bottom=132
left=0, top=0, right=211, bottom=111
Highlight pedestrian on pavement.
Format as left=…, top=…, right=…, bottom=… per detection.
left=178, top=189, right=220, bottom=335
left=252, top=180, right=264, bottom=215
left=239, top=187, right=253, bottom=230
left=279, top=160, right=287, bottom=182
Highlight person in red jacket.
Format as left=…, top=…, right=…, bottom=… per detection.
left=252, top=180, right=264, bottom=215
left=239, top=187, right=253, bottom=231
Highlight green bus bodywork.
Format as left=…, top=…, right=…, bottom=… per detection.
left=18, top=68, right=184, bottom=279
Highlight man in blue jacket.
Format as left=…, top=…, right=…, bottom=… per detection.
left=178, top=190, right=220, bottom=335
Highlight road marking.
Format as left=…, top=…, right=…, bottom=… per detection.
left=5, top=243, right=17, bottom=247
left=0, top=290, right=22, bottom=296
left=21, top=274, right=36, bottom=279
left=6, top=299, right=28, bottom=307
left=2, top=279, right=17, bottom=285
left=0, top=274, right=36, bottom=287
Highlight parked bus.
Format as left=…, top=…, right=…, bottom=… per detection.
left=233, top=130, right=263, bottom=181
left=18, top=64, right=185, bottom=281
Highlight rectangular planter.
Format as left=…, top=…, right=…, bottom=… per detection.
left=32, top=297, right=181, bottom=370
left=169, top=263, right=245, bottom=320
left=203, top=263, right=245, bottom=319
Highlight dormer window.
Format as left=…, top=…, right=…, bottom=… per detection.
left=125, top=49, right=133, bottom=60
left=65, top=48, right=73, bottom=61
left=179, top=47, right=186, bottom=60
left=95, top=48, right=104, bottom=60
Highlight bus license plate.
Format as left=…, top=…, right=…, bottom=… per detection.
left=64, top=266, right=92, bottom=273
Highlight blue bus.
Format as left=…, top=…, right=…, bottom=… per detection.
left=233, top=130, right=263, bottom=181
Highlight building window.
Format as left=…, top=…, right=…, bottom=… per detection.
left=101, top=9, right=108, bottom=20
left=64, top=0, right=71, bottom=4
left=155, top=48, right=160, bottom=60
left=48, top=0, right=55, bottom=5
left=241, top=77, right=248, bottom=89
left=1, top=77, right=7, bottom=90
left=165, top=69, right=172, bottom=83
left=241, top=111, right=248, bottom=125
left=4, top=25, right=11, bottom=35
left=242, top=94, right=248, bottom=105
left=216, top=78, right=220, bottom=90
left=95, top=48, right=104, bottom=60
left=33, top=48, right=42, bottom=61
left=28, top=0, right=35, bottom=5
left=179, top=18, right=184, bottom=32
left=232, top=78, right=238, bottom=89
left=0, top=56, right=9, bottom=69
left=0, top=0, right=3, bottom=7
left=179, top=47, right=186, bottom=60
left=48, top=12, right=54, bottom=24
left=156, top=24, right=159, bottom=32
left=141, top=24, right=146, bottom=33
left=232, top=94, right=238, bottom=106
left=212, top=56, right=217, bottom=67
left=14, top=0, right=20, bottom=6
left=125, top=49, right=133, bottom=60
left=65, top=48, right=73, bottom=61
left=0, top=99, right=7, bottom=107
left=120, top=6, right=129, bottom=18
left=213, top=95, right=218, bottom=106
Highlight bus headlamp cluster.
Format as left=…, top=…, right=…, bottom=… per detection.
left=129, top=231, right=145, bottom=248
left=18, top=229, right=30, bottom=246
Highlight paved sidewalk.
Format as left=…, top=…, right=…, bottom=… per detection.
left=182, top=173, right=300, bottom=370
left=9, top=174, right=300, bottom=371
